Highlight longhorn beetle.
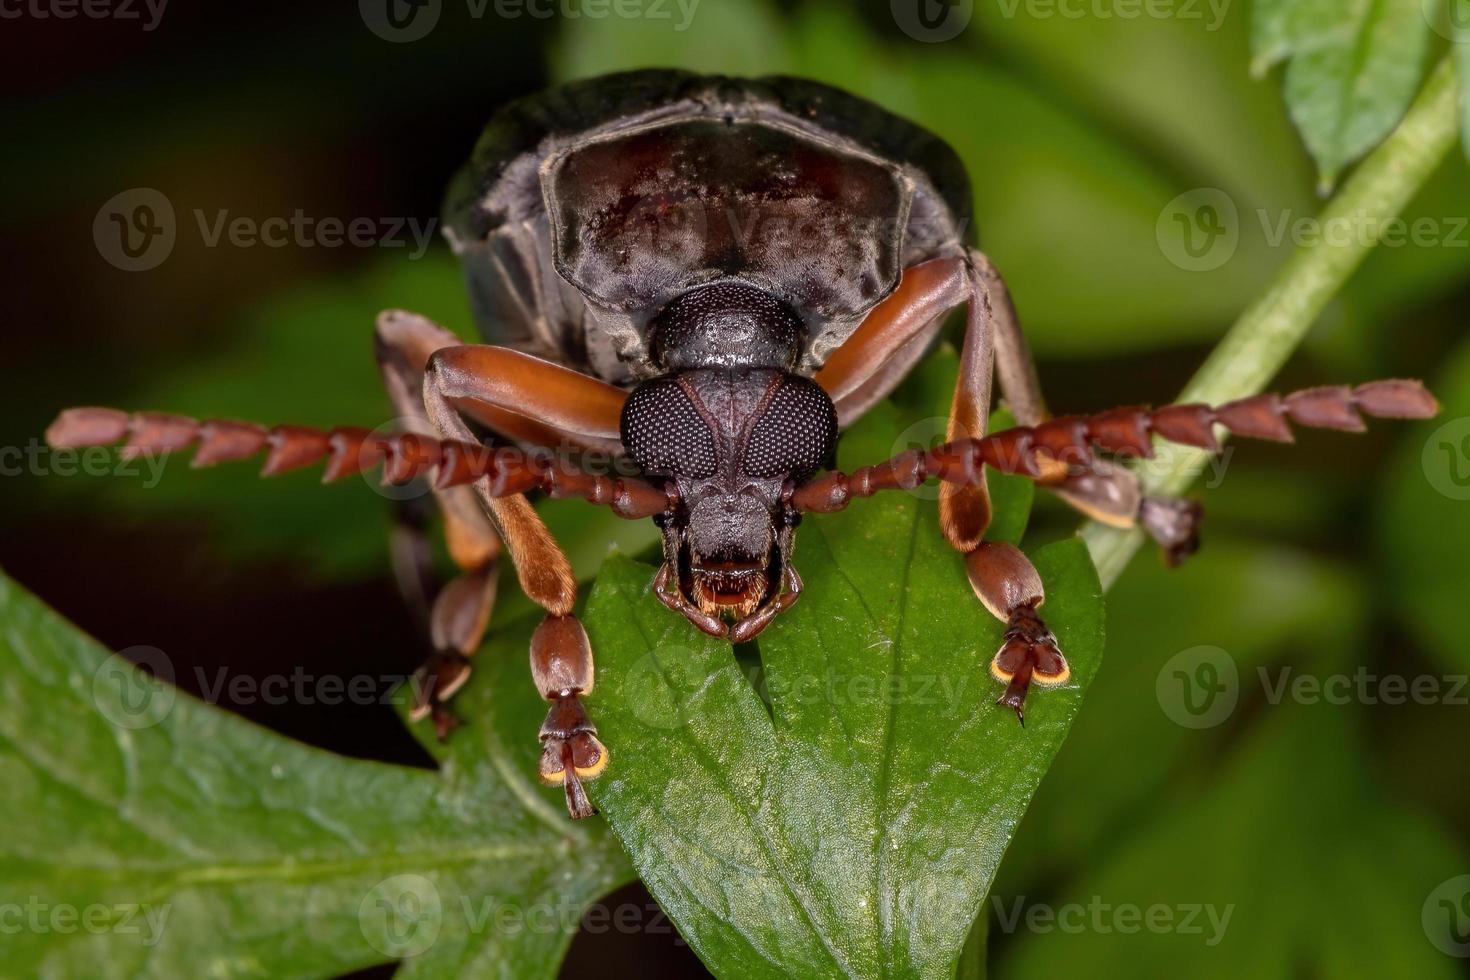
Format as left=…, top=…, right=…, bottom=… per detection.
left=48, top=70, right=1438, bottom=819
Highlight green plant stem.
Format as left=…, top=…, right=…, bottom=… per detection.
left=1082, top=54, right=1462, bottom=590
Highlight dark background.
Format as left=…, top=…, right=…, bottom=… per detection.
left=3, top=0, right=1468, bottom=976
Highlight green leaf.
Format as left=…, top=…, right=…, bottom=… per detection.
left=0, top=573, right=633, bottom=978
left=1255, top=0, right=1430, bottom=190
left=556, top=352, right=1104, bottom=977
left=1251, top=0, right=1359, bottom=76
left=582, top=541, right=1099, bottom=978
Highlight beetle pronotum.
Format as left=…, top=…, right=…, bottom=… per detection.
left=48, top=71, right=1438, bottom=819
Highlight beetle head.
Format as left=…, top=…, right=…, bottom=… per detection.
left=622, top=284, right=836, bottom=632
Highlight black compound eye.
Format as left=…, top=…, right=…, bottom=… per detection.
left=743, top=376, right=838, bottom=479
left=620, top=376, right=718, bottom=478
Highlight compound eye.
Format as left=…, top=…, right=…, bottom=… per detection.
left=743, top=376, right=838, bottom=479
left=620, top=377, right=719, bottom=478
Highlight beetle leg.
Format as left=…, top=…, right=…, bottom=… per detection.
left=812, top=254, right=1068, bottom=719
left=968, top=249, right=1205, bottom=563
left=421, top=346, right=611, bottom=819
left=942, top=263, right=1067, bottom=722
left=938, top=259, right=998, bottom=552
left=419, top=338, right=628, bottom=456
left=964, top=541, right=1069, bottom=724
left=377, top=311, right=501, bottom=738
left=967, top=249, right=1046, bottom=427
left=814, top=257, right=968, bottom=427
left=530, top=614, right=607, bottom=821
left=387, top=500, right=499, bottom=738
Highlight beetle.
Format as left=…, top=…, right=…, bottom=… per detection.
left=47, top=70, right=1437, bottom=819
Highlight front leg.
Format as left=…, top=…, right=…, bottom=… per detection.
left=811, top=255, right=1069, bottom=719
left=422, top=345, right=619, bottom=819
left=530, top=614, right=607, bottom=820
left=965, top=541, right=1069, bottom=723
left=939, top=260, right=1067, bottom=721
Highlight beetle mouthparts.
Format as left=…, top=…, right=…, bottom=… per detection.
left=690, top=565, right=770, bottom=620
